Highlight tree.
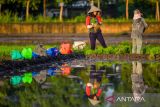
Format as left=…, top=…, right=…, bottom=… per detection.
left=126, top=0, right=129, bottom=20
left=97, top=0, right=101, bottom=8
left=125, top=0, right=134, bottom=20
left=0, top=0, right=5, bottom=16
left=59, top=2, right=64, bottom=22
left=43, top=0, right=46, bottom=18
left=150, top=0, right=160, bottom=21
left=26, top=0, right=30, bottom=20
left=156, top=0, right=159, bottom=21
left=56, top=0, right=72, bottom=22
left=20, top=0, right=41, bottom=20
left=88, top=0, right=101, bottom=8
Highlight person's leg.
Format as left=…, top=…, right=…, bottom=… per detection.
left=97, top=32, right=107, bottom=48
left=89, top=33, right=96, bottom=50
left=96, top=66, right=105, bottom=83
left=136, top=38, right=142, bottom=54
left=132, top=61, right=137, bottom=74
left=90, top=65, right=96, bottom=83
left=132, top=39, right=136, bottom=54
left=136, top=61, right=142, bottom=75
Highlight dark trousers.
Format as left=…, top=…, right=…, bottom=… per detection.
left=89, top=32, right=107, bottom=50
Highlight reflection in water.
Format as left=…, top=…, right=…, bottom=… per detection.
left=85, top=65, right=104, bottom=106
left=85, top=64, right=121, bottom=106
left=131, top=61, right=147, bottom=103
left=9, top=63, right=72, bottom=87
left=0, top=61, right=159, bottom=106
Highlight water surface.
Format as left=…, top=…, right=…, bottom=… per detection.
left=0, top=60, right=160, bottom=107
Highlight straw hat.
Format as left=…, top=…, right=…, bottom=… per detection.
left=88, top=5, right=101, bottom=14
left=88, top=98, right=101, bottom=106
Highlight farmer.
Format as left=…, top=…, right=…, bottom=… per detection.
left=85, top=65, right=105, bottom=106
left=86, top=80, right=102, bottom=102
left=86, top=5, right=107, bottom=50
left=131, top=9, right=148, bottom=54
left=131, top=61, right=147, bottom=103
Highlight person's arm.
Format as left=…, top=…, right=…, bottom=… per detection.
left=142, top=18, right=148, bottom=28
left=86, top=16, right=94, bottom=29
left=85, top=83, right=93, bottom=96
left=96, top=88, right=102, bottom=97
left=141, top=18, right=148, bottom=33
left=96, top=15, right=102, bottom=25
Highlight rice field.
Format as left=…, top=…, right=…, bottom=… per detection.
left=0, top=42, right=160, bottom=60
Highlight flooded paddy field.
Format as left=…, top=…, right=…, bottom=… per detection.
left=0, top=34, right=160, bottom=44
left=0, top=33, right=160, bottom=107
left=0, top=58, right=160, bottom=107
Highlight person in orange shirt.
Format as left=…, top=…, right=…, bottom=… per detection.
left=86, top=5, right=107, bottom=50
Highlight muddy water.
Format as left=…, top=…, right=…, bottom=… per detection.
left=0, top=34, right=160, bottom=44
left=0, top=60, right=160, bottom=107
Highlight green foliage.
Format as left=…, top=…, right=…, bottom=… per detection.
left=0, top=43, right=160, bottom=60
left=0, top=12, right=159, bottom=23
left=83, top=43, right=160, bottom=56
left=0, top=0, right=5, bottom=5
left=0, top=11, right=12, bottom=23
left=0, top=0, right=159, bottom=23
left=83, top=41, right=132, bottom=55
left=116, top=45, right=131, bottom=54
left=0, top=76, right=84, bottom=107
left=35, top=15, right=52, bottom=23
left=55, top=0, right=75, bottom=5
left=142, top=45, right=160, bottom=57
left=147, top=47, right=160, bottom=56
left=143, top=62, right=160, bottom=92
left=73, top=14, right=86, bottom=22
left=0, top=11, right=22, bottom=23
left=85, top=49, right=95, bottom=55
left=20, top=0, right=41, bottom=10
left=95, top=46, right=104, bottom=54
left=103, top=46, right=117, bottom=54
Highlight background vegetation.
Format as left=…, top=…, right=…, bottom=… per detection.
left=0, top=0, right=159, bottom=23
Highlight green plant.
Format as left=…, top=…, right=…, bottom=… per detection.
left=95, top=46, right=104, bottom=54
left=149, top=47, right=160, bottom=56
left=116, top=45, right=131, bottom=54
left=84, top=49, right=95, bottom=55
left=74, top=14, right=86, bottom=22
left=103, top=46, right=117, bottom=54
